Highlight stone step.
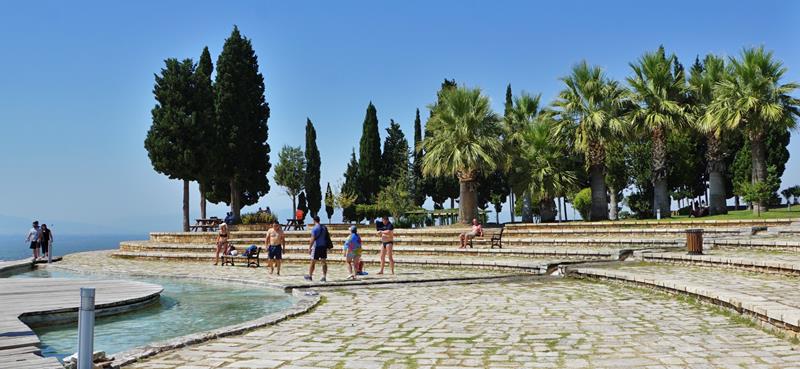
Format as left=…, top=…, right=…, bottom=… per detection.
left=710, top=239, right=800, bottom=248
left=111, top=251, right=550, bottom=273
left=505, top=218, right=798, bottom=230
left=639, top=252, right=800, bottom=274
left=118, top=241, right=618, bottom=259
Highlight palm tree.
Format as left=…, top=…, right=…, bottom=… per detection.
left=706, top=46, right=799, bottom=214
left=504, top=92, right=543, bottom=222
left=521, top=112, right=578, bottom=222
left=420, top=86, right=503, bottom=223
left=554, top=61, right=628, bottom=221
left=690, top=54, right=729, bottom=215
left=627, top=47, right=688, bottom=218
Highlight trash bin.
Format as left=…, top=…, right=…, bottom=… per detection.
left=686, top=228, right=703, bottom=255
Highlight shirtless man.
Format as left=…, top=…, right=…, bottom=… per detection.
left=265, top=221, right=285, bottom=275
left=377, top=216, right=395, bottom=275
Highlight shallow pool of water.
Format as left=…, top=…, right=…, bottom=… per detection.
left=12, top=269, right=295, bottom=361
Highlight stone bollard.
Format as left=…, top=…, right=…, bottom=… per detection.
left=686, top=229, right=703, bottom=255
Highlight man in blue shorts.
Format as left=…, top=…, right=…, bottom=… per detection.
left=305, top=216, right=328, bottom=282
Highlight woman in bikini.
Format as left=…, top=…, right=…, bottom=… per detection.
left=214, top=223, right=230, bottom=265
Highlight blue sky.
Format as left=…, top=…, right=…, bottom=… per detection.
left=0, top=1, right=798, bottom=233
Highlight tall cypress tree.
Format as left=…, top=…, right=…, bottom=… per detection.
left=298, top=191, right=308, bottom=219
left=342, top=150, right=360, bottom=221
left=324, top=182, right=335, bottom=223
left=504, top=83, right=515, bottom=222
left=195, top=46, right=215, bottom=219
left=145, top=58, right=200, bottom=231
left=357, top=102, right=382, bottom=203
left=213, top=26, right=271, bottom=222
left=412, top=108, right=425, bottom=206
left=381, top=119, right=410, bottom=185
left=304, top=118, right=322, bottom=217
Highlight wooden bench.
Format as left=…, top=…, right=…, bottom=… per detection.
left=220, top=247, right=262, bottom=267
left=466, top=228, right=503, bottom=249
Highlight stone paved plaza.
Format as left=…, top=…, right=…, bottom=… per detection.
left=43, top=251, right=800, bottom=368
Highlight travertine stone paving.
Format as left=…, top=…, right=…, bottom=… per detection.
left=52, top=251, right=515, bottom=286
left=643, top=248, right=800, bottom=272
left=127, top=279, right=800, bottom=369
left=592, top=262, right=800, bottom=310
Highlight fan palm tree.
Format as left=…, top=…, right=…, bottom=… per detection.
left=420, top=86, right=503, bottom=223
left=554, top=61, right=628, bottom=221
left=521, top=112, right=578, bottom=222
left=503, top=92, right=543, bottom=222
left=627, top=47, right=688, bottom=218
left=689, top=54, right=729, bottom=215
left=705, top=46, right=799, bottom=214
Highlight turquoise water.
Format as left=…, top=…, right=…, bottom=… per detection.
left=12, top=269, right=295, bottom=361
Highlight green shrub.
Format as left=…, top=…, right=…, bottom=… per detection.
left=241, top=212, right=278, bottom=225
left=571, top=188, right=592, bottom=221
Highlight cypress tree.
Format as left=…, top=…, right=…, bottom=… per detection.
left=195, top=46, right=215, bottom=219
left=342, top=150, right=360, bottom=221
left=381, top=119, right=410, bottom=185
left=145, top=58, right=200, bottom=231
left=412, top=108, right=425, bottom=206
left=298, top=191, right=308, bottom=219
left=213, top=26, right=271, bottom=222
left=504, top=83, right=515, bottom=222
left=357, top=102, right=382, bottom=203
left=304, top=118, right=322, bottom=217
left=324, top=182, right=335, bottom=223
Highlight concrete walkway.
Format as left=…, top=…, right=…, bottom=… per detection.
left=0, top=276, right=163, bottom=369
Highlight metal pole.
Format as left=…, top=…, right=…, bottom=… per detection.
left=78, top=288, right=95, bottom=369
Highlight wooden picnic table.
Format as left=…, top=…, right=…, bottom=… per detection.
left=284, top=219, right=305, bottom=231
left=190, top=218, right=222, bottom=232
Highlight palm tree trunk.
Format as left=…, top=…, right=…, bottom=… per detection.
left=734, top=196, right=740, bottom=210
left=229, top=178, right=241, bottom=223
left=292, top=195, right=297, bottom=215
left=199, top=182, right=207, bottom=219
left=539, top=198, right=556, bottom=223
left=508, top=190, right=515, bottom=222
left=563, top=197, right=569, bottom=221
left=589, top=164, right=609, bottom=221
left=458, top=179, right=477, bottom=224
left=706, top=133, right=727, bottom=215
left=750, top=132, right=769, bottom=214
left=556, top=197, right=563, bottom=222
left=182, top=180, right=190, bottom=232
left=521, top=191, right=533, bottom=223
left=651, top=126, right=671, bottom=218
left=608, top=186, right=619, bottom=220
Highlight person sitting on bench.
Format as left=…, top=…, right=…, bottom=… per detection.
left=459, top=218, right=483, bottom=249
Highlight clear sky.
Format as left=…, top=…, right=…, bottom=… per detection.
left=1, top=0, right=798, bottom=233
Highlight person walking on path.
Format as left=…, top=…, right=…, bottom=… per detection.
left=459, top=218, right=483, bottom=249
left=214, top=223, right=230, bottom=265
left=39, top=224, right=53, bottom=260
left=25, top=221, right=41, bottom=261
left=343, top=225, right=362, bottom=280
left=265, top=221, right=285, bottom=275
left=305, top=216, right=329, bottom=282
left=377, top=216, right=395, bottom=275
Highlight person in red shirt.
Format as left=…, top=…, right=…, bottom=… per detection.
left=295, top=209, right=304, bottom=221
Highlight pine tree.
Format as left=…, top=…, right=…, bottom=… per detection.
left=145, top=58, right=200, bottom=231
left=381, top=119, right=410, bottom=185
left=342, top=150, right=360, bottom=221
left=357, top=102, right=382, bottom=203
left=412, top=108, right=425, bottom=206
left=195, top=46, right=215, bottom=219
left=213, top=26, right=271, bottom=222
left=324, top=182, right=335, bottom=223
left=304, top=118, right=322, bottom=217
